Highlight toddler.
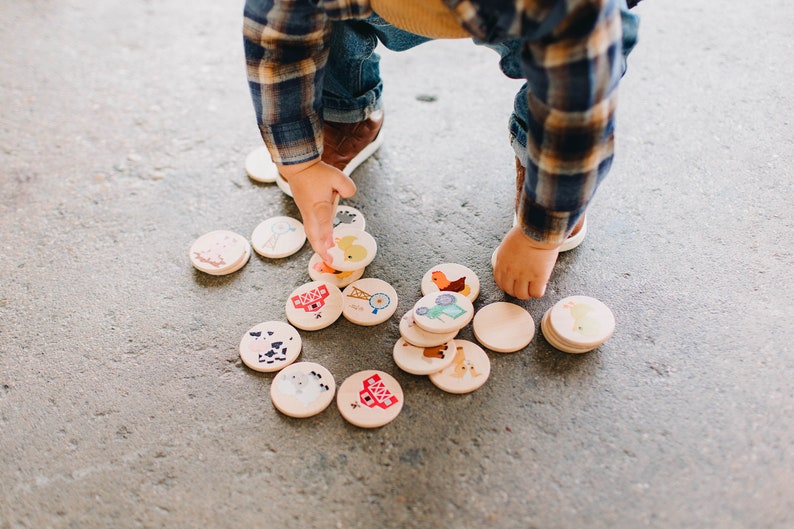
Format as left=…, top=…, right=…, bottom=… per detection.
left=243, top=0, right=640, bottom=299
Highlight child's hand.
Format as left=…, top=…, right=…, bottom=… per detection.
left=493, top=226, right=561, bottom=299
left=278, top=159, right=356, bottom=263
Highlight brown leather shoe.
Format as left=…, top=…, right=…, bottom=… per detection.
left=322, top=109, right=384, bottom=176
left=275, top=110, right=385, bottom=197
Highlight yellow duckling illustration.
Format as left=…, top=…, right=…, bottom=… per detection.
left=335, top=235, right=367, bottom=263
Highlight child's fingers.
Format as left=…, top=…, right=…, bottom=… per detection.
left=304, top=201, right=336, bottom=263
left=333, top=173, right=357, bottom=198
left=493, top=228, right=557, bottom=299
left=317, top=236, right=334, bottom=264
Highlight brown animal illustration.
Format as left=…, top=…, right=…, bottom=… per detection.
left=422, top=343, right=450, bottom=360
left=449, top=346, right=481, bottom=379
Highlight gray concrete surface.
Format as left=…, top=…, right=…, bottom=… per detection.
left=1, top=1, right=792, bottom=528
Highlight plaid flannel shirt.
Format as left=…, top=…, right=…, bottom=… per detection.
left=243, top=0, right=627, bottom=244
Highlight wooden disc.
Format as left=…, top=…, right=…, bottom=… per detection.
left=428, top=340, right=490, bottom=394
left=326, top=227, right=377, bottom=272
left=239, top=320, right=302, bottom=373
left=270, top=362, right=336, bottom=418
left=392, top=337, right=456, bottom=375
left=336, top=370, right=404, bottom=428
left=412, top=292, right=474, bottom=334
left=285, top=281, right=343, bottom=331
left=472, top=302, right=535, bottom=353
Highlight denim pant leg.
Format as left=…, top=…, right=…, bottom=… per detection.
left=323, top=14, right=432, bottom=124
left=484, top=0, right=640, bottom=162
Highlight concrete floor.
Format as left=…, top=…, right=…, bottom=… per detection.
left=1, top=1, right=792, bottom=528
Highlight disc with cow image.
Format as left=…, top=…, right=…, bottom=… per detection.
left=239, top=320, right=302, bottom=373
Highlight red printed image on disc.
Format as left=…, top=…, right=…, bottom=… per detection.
left=270, top=362, right=336, bottom=418
left=285, top=281, right=343, bottom=331
left=336, top=370, right=404, bottom=428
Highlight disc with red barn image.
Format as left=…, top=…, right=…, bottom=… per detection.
left=285, top=281, right=344, bottom=331
left=336, top=370, right=404, bottom=428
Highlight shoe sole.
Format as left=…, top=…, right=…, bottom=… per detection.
left=275, top=130, right=385, bottom=198
left=558, top=216, right=587, bottom=252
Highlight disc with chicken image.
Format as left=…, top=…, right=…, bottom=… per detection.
left=542, top=295, right=615, bottom=353
left=421, top=263, right=479, bottom=302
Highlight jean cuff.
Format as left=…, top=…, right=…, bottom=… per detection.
left=323, top=94, right=384, bottom=124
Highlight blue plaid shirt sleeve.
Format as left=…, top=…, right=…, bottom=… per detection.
left=452, top=0, right=627, bottom=244
left=518, top=0, right=625, bottom=245
left=243, top=0, right=372, bottom=166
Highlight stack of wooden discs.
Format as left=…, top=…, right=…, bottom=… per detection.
left=541, top=295, right=615, bottom=354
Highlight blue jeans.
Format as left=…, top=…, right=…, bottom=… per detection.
left=322, top=2, right=639, bottom=160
